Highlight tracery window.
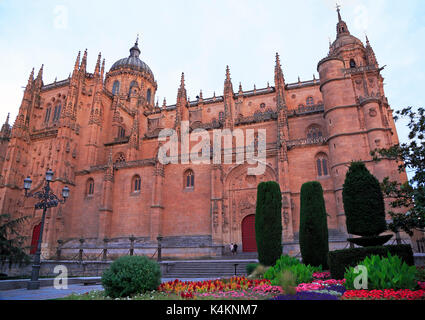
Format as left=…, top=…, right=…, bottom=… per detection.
left=133, top=175, right=141, bottom=192
left=52, top=104, right=62, bottom=122
left=184, top=169, right=195, bottom=189
left=147, top=89, right=152, bottom=104
left=112, top=81, right=120, bottom=96
left=129, top=81, right=138, bottom=96
left=316, top=154, right=329, bottom=177
left=44, top=107, right=51, bottom=123
left=306, top=125, right=323, bottom=140
left=350, top=59, right=356, bottom=69
left=117, top=126, right=126, bottom=139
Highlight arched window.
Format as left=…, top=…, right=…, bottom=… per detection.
left=117, top=126, right=126, bottom=139
left=184, top=170, right=195, bottom=189
left=133, top=175, right=141, bottom=192
left=146, top=89, right=152, bottom=104
left=307, top=125, right=323, bottom=140
left=316, top=154, right=329, bottom=177
left=52, top=104, right=62, bottom=122
left=112, top=81, right=120, bottom=96
left=86, top=178, right=94, bottom=196
left=306, top=97, right=314, bottom=106
left=219, top=112, right=225, bottom=123
left=129, top=81, right=138, bottom=96
left=44, top=107, right=51, bottom=123
left=350, top=59, right=356, bottom=69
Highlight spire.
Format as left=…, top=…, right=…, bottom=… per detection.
left=177, top=72, right=187, bottom=101
left=274, top=52, right=285, bottom=85
left=36, top=64, right=44, bottom=81
left=74, top=51, right=81, bottom=72
left=80, top=49, right=88, bottom=73
left=224, top=65, right=234, bottom=95
left=94, top=52, right=101, bottom=75
left=101, top=59, right=105, bottom=79
left=365, top=34, right=378, bottom=67
left=336, top=5, right=350, bottom=37
left=26, top=68, right=34, bottom=89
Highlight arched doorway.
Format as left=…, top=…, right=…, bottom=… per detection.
left=242, top=215, right=257, bottom=252
left=30, top=223, right=42, bottom=254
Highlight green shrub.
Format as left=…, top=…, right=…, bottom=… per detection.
left=267, top=264, right=321, bottom=286
left=327, top=244, right=414, bottom=280
left=255, top=181, right=283, bottom=266
left=101, top=255, right=161, bottom=298
left=246, top=263, right=260, bottom=275
left=264, top=254, right=321, bottom=285
left=344, top=253, right=417, bottom=290
left=342, top=162, right=387, bottom=237
left=299, top=181, right=329, bottom=268
left=263, top=255, right=300, bottom=280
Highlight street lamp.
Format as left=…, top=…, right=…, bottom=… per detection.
left=23, top=169, right=70, bottom=290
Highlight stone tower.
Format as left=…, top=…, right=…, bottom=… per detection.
left=318, top=8, right=407, bottom=231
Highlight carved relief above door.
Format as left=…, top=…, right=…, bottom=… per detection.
left=223, top=164, right=277, bottom=239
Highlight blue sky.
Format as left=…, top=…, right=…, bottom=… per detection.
left=0, top=0, right=424, bottom=158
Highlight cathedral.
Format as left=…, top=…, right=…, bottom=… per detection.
left=0, top=9, right=408, bottom=259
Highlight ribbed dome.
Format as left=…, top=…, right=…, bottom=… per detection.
left=331, top=34, right=363, bottom=51
left=110, top=41, right=154, bottom=79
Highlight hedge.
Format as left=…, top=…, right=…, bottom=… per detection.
left=327, top=244, right=414, bottom=280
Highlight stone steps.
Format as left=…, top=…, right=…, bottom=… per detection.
left=161, top=259, right=259, bottom=279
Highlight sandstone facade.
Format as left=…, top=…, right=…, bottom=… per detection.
left=0, top=10, right=408, bottom=259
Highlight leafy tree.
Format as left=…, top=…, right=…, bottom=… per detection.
left=371, top=107, right=425, bottom=236
left=255, top=181, right=283, bottom=266
left=0, top=214, right=30, bottom=267
left=299, top=181, right=329, bottom=268
left=342, top=161, right=387, bottom=237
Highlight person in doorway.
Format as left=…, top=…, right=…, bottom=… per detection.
left=229, top=243, right=234, bottom=255
left=233, top=243, right=238, bottom=256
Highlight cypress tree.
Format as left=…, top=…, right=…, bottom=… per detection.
left=299, top=181, right=329, bottom=268
left=343, top=161, right=387, bottom=237
left=255, top=181, right=283, bottom=266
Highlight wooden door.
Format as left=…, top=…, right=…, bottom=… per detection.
left=242, top=215, right=257, bottom=252
left=30, top=223, right=42, bottom=254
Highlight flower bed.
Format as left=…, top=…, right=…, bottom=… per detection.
left=158, top=277, right=278, bottom=300
left=342, top=289, right=425, bottom=300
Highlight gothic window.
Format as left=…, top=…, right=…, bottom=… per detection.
left=306, top=97, right=314, bottom=106
left=117, top=126, right=126, bottom=139
left=112, top=81, right=120, bottom=96
left=132, top=175, right=141, bottom=192
left=316, top=154, right=329, bottom=177
left=86, top=178, right=94, bottom=196
left=44, top=107, right=51, bottom=123
left=306, top=125, right=323, bottom=140
left=129, top=81, right=138, bottom=96
left=184, top=169, right=195, bottom=189
left=114, top=152, right=126, bottom=164
left=52, top=104, right=62, bottom=122
left=147, top=89, right=152, bottom=104
left=350, top=59, right=357, bottom=69
left=219, top=112, right=225, bottom=123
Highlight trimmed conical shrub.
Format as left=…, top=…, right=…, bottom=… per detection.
left=342, top=161, right=387, bottom=237
left=299, top=181, right=329, bottom=268
left=255, top=181, right=283, bottom=266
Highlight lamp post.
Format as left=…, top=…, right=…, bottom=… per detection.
left=23, top=169, right=70, bottom=290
